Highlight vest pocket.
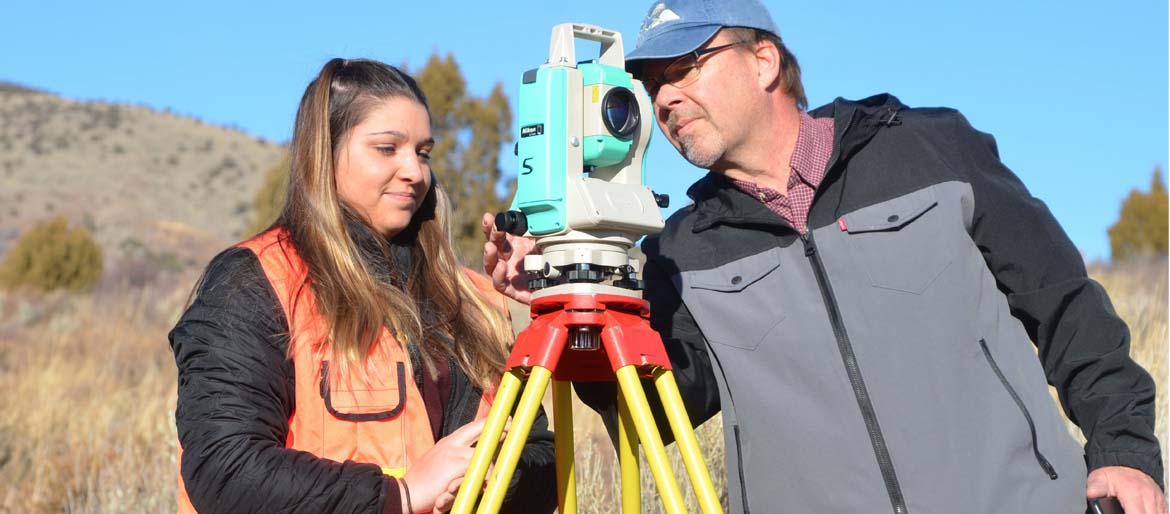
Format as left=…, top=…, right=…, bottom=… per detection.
left=978, top=339, right=1059, bottom=480
left=319, top=360, right=407, bottom=421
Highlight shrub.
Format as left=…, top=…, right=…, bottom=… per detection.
left=0, top=216, right=103, bottom=292
left=1109, top=167, right=1168, bottom=261
left=247, top=154, right=289, bottom=235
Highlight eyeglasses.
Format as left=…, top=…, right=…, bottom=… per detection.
left=641, top=41, right=746, bottom=98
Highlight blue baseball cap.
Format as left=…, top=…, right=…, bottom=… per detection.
left=626, top=0, right=780, bottom=73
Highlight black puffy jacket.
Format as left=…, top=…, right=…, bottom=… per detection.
left=171, top=227, right=557, bottom=514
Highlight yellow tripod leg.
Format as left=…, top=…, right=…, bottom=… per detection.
left=654, top=369, right=724, bottom=514
left=449, top=370, right=523, bottom=514
left=618, top=388, right=640, bottom=514
left=552, top=379, right=577, bottom=514
left=614, top=366, right=686, bottom=514
left=476, top=366, right=553, bottom=514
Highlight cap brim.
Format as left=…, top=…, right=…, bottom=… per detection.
left=625, top=24, right=720, bottom=72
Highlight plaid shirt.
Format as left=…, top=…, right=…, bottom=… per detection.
left=731, top=111, right=834, bottom=234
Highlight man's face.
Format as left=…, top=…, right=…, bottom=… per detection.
left=639, top=30, right=759, bottom=169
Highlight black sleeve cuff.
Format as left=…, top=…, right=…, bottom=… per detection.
left=1087, top=449, right=1165, bottom=491
left=380, top=476, right=405, bottom=514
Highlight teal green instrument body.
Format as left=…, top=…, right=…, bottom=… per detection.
left=515, top=66, right=569, bottom=236
left=514, top=61, right=638, bottom=236
left=579, top=63, right=634, bottom=168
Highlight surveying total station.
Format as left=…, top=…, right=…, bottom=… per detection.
left=449, top=23, right=724, bottom=514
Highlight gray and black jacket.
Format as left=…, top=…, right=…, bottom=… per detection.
left=578, top=94, right=1161, bottom=513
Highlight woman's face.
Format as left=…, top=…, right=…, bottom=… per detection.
left=335, top=97, right=433, bottom=238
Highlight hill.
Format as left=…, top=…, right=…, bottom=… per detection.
left=0, top=82, right=285, bottom=280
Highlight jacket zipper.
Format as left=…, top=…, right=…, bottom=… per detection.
left=978, top=339, right=1059, bottom=479
left=803, top=233, right=908, bottom=514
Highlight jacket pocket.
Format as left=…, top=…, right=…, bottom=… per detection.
left=686, top=248, right=784, bottom=351
left=319, top=360, right=407, bottom=421
left=978, top=339, right=1059, bottom=480
left=843, top=186, right=953, bottom=294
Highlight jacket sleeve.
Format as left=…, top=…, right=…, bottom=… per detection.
left=171, top=247, right=403, bottom=514
left=573, top=236, right=722, bottom=446
left=944, top=114, right=1163, bottom=487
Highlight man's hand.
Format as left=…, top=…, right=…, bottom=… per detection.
left=482, top=212, right=537, bottom=305
left=1087, top=465, right=1167, bottom=514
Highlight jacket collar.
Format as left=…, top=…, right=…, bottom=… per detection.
left=346, top=214, right=416, bottom=290
left=689, top=93, right=907, bottom=233
left=688, top=172, right=791, bottom=232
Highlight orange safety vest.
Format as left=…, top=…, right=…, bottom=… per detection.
left=177, top=228, right=503, bottom=514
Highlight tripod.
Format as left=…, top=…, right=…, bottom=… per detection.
left=449, top=285, right=724, bottom=514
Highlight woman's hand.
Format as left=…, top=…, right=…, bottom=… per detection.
left=430, top=476, right=463, bottom=514
left=400, top=419, right=486, bottom=513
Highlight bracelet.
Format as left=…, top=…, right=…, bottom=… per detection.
left=398, top=478, right=413, bottom=514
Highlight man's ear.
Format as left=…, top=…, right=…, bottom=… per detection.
left=754, top=40, right=782, bottom=92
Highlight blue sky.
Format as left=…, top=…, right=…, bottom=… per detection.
left=2, top=0, right=1165, bottom=261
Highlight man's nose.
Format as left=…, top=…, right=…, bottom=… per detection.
left=653, top=82, right=686, bottom=110
left=653, top=89, right=684, bottom=127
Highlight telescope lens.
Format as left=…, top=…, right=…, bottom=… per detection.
left=605, top=96, right=629, bottom=129
left=602, top=88, right=639, bottom=139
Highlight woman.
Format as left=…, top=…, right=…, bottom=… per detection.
left=170, top=58, right=556, bottom=514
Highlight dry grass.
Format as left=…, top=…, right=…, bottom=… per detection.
left=0, top=260, right=1163, bottom=513
left=0, top=281, right=187, bottom=514
left=556, top=397, right=727, bottom=514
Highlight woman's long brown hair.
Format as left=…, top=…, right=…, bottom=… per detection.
left=276, top=58, right=509, bottom=388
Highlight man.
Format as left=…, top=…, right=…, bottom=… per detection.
left=483, top=0, right=1164, bottom=512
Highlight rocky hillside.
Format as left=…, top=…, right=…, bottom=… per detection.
left=0, top=82, right=286, bottom=279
